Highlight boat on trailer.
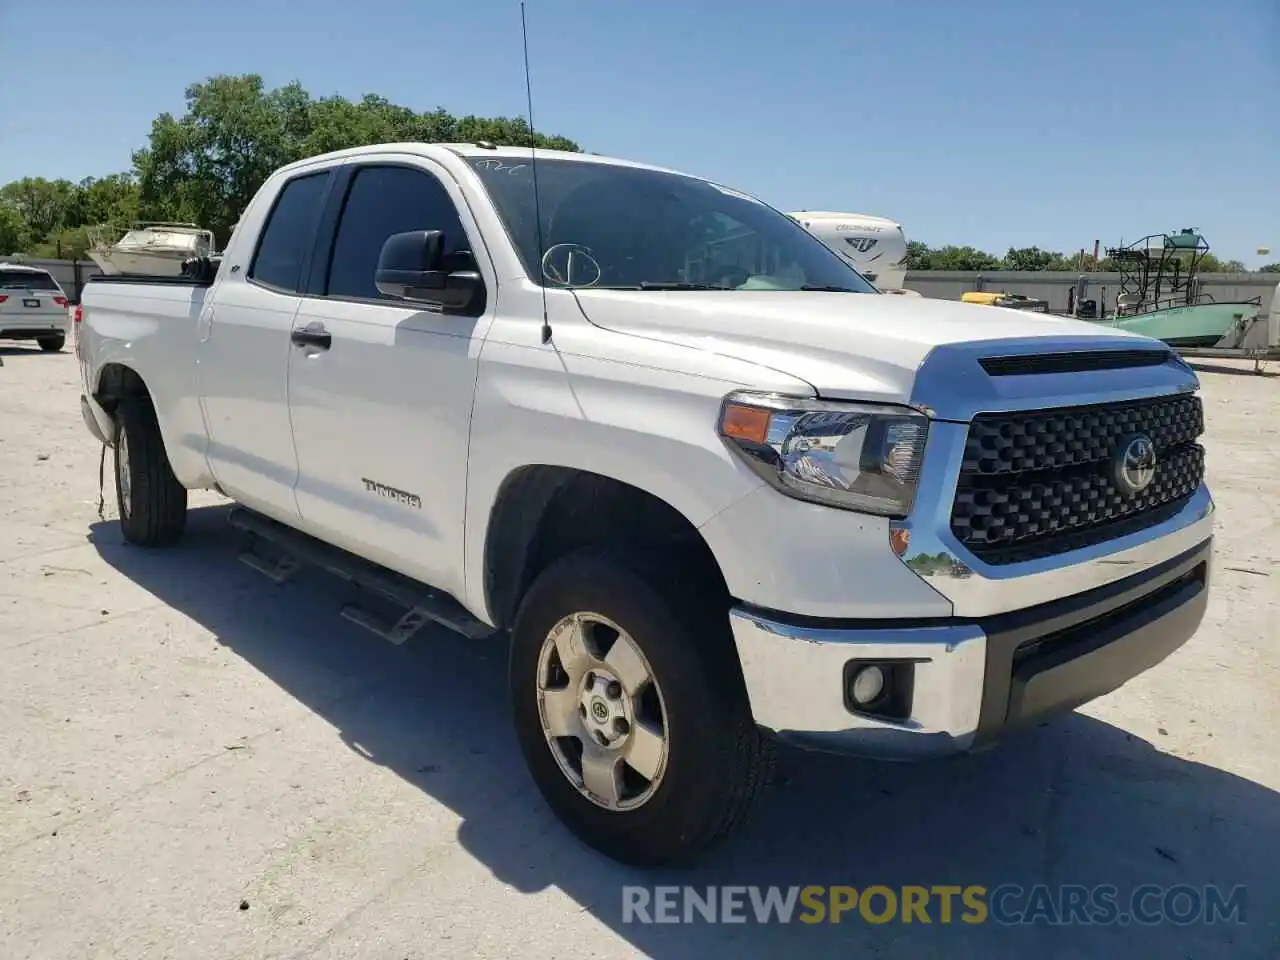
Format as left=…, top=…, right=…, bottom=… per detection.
left=87, top=222, right=218, bottom=277
left=1085, top=229, right=1262, bottom=347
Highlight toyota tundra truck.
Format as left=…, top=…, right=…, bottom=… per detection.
left=75, top=142, right=1214, bottom=866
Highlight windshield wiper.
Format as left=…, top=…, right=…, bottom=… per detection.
left=799, top=284, right=863, bottom=293
left=636, top=281, right=730, bottom=291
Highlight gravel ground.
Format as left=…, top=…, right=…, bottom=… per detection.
left=0, top=345, right=1276, bottom=959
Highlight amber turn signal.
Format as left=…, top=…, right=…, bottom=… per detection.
left=719, top=403, right=771, bottom=445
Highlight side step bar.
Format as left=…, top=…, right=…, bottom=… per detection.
left=228, top=506, right=496, bottom=642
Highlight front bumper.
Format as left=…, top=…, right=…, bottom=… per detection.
left=730, top=536, right=1212, bottom=759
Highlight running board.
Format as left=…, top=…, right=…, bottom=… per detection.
left=238, top=531, right=301, bottom=583
left=227, top=506, right=495, bottom=641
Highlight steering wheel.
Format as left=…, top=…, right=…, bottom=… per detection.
left=541, top=243, right=603, bottom=287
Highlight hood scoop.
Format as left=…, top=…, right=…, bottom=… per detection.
left=978, top=348, right=1173, bottom=377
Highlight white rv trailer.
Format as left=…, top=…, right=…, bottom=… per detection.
left=789, top=211, right=909, bottom=292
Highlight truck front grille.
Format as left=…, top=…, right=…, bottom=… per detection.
left=950, top=393, right=1205, bottom=565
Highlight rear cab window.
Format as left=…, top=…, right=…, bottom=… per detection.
left=0, top=269, right=60, bottom=291
left=248, top=172, right=330, bottom=293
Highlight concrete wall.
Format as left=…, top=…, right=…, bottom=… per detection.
left=903, top=270, right=1277, bottom=316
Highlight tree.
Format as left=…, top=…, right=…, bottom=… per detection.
left=30, top=226, right=93, bottom=260
left=1260, top=263, right=1280, bottom=273
left=0, top=177, right=78, bottom=239
left=1000, top=246, right=1069, bottom=271
left=74, top=174, right=141, bottom=230
left=901, top=240, right=932, bottom=270
left=900, top=242, right=1003, bottom=271
left=924, top=245, right=1002, bottom=271
left=0, top=202, right=32, bottom=255
left=1194, top=253, right=1239, bottom=273
left=132, top=74, right=582, bottom=246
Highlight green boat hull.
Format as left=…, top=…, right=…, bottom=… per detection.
left=1091, top=302, right=1260, bottom=347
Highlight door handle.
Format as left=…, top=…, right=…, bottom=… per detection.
left=291, top=322, right=331, bottom=350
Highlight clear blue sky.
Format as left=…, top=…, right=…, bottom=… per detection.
left=1, top=0, right=1276, bottom=263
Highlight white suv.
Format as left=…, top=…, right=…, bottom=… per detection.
left=0, top=263, right=70, bottom=352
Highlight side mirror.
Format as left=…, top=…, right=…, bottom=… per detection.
left=375, top=230, right=482, bottom=311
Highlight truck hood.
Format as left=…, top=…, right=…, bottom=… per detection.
left=572, top=289, right=1149, bottom=403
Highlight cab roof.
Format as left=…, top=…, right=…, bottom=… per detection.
left=277, top=141, right=701, bottom=181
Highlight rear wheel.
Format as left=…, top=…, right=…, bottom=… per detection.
left=509, top=549, right=773, bottom=866
left=114, top=396, right=188, bottom=546
left=38, top=335, right=65, bottom=353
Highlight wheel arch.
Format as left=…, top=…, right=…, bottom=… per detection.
left=93, top=361, right=154, bottom=416
left=481, top=465, right=731, bottom=632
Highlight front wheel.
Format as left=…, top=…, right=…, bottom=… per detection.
left=114, top=396, right=188, bottom=546
left=509, top=550, right=773, bottom=866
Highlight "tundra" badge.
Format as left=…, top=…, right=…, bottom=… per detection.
left=361, top=478, right=422, bottom=509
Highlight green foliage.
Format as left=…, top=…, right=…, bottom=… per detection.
left=901, top=240, right=931, bottom=270
left=910, top=244, right=1003, bottom=271
left=1260, top=263, right=1280, bottom=273
left=1000, top=246, right=1081, bottom=271
left=0, top=202, right=32, bottom=255
left=1, top=73, right=581, bottom=254
left=0, top=177, right=79, bottom=239
left=30, top=226, right=93, bottom=260
left=75, top=174, right=141, bottom=230
left=1195, top=254, right=1248, bottom=273
left=131, top=74, right=581, bottom=245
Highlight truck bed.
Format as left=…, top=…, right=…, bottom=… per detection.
left=85, top=274, right=215, bottom=288
left=84, top=254, right=221, bottom=288
left=78, top=276, right=214, bottom=487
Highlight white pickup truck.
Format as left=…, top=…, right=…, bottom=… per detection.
left=76, top=142, right=1215, bottom=866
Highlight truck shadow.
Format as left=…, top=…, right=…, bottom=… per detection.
left=89, top=505, right=1278, bottom=958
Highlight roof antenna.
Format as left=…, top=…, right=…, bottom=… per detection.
left=520, top=0, right=552, bottom=345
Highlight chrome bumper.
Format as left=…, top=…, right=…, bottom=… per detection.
left=730, top=536, right=1212, bottom=759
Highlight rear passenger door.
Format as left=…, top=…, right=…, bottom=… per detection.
left=197, top=168, right=332, bottom=521
left=286, top=158, right=494, bottom=602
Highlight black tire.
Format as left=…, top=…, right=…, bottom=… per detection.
left=38, top=335, right=65, bottom=353
left=509, top=549, right=774, bottom=866
left=114, top=396, right=188, bottom=546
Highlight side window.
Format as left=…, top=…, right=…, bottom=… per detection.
left=325, top=165, right=471, bottom=301
left=248, top=172, right=329, bottom=292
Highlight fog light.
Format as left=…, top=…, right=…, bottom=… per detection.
left=849, top=665, right=886, bottom=706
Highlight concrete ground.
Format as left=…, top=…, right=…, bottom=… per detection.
left=0, top=344, right=1276, bottom=960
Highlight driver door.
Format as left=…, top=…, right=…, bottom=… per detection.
left=286, top=158, right=494, bottom=602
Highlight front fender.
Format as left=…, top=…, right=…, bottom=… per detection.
left=462, top=335, right=807, bottom=621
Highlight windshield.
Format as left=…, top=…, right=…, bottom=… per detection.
left=466, top=157, right=878, bottom=293
left=0, top=269, right=59, bottom=291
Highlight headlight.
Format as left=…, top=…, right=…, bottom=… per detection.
left=717, top=391, right=929, bottom=517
